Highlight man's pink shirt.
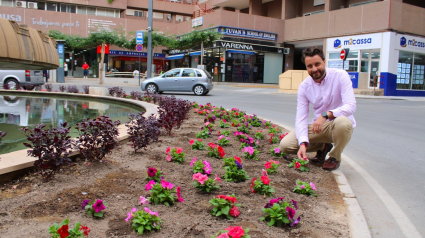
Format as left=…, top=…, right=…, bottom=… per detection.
left=295, top=68, right=356, bottom=144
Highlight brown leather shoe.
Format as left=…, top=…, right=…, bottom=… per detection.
left=322, top=157, right=341, bottom=171
left=310, top=143, right=333, bottom=163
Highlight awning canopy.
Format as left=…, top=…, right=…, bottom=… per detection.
left=228, top=50, right=255, bottom=55
left=0, top=18, right=59, bottom=70
left=189, top=51, right=206, bottom=56
left=166, top=54, right=185, bottom=60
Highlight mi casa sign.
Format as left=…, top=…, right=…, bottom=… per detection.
left=220, top=42, right=254, bottom=50
left=0, top=14, right=22, bottom=22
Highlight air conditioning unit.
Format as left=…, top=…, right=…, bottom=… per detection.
left=28, top=2, right=37, bottom=9
left=15, top=1, right=27, bottom=8
left=126, top=9, right=135, bottom=15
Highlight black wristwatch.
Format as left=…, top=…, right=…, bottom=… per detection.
left=321, top=111, right=329, bottom=119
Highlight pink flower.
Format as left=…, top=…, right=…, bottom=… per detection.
left=310, top=182, right=316, bottom=190
left=214, top=174, right=222, bottom=182
left=145, top=180, right=156, bottom=191
left=189, top=139, right=195, bottom=145
left=205, top=122, right=210, bottom=126
left=166, top=154, right=172, bottom=162
left=300, top=185, right=305, bottom=189
left=265, top=161, right=272, bottom=169
left=176, top=186, right=184, bottom=202
left=242, top=147, right=254, bottom=155
left=262, top=169, right=268, bottom=176
left=192, top=173, right=201, bottom=181
left=190, top=157, right=197, bottom=166
left=176, top=147, right=183, bottom=154
left=161, top=180, right=174, bottom=190
left=166, top=146, right=170, bottom=154
left=218, top=135, right=224, bottom=140
left=302, top=157, right=309, bottom=161
left=92, top=199, right=106, bottom=213
left=223, top=119, right=227, bottom=123
left=125, top=207, right=137, bottom=222
left=140, top=196, right=149, bottom=205
left=197, top=174, right=209, bottom=185
left=270, top=160, right=280, bottom=164
left=144, top=207, right=158, bottom=216
left=203, top=160, right=211, bottom=174
left=274, top=147, right=281, bottom=154
left=216, top=233, right=230, bottom=238
left=226, top=226, right=245, bottom=238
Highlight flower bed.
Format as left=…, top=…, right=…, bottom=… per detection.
left=0, top=101, right=349, bottom=237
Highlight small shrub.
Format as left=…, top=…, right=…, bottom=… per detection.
left=21, top=123, right=73, bottom=181
left=67, top=85, right=79, bottom=93
left=209, top=194, right=241, bottom=220
left=44, top=83, right=53, bottom=92
left=48, top=218, right=90, bottom=238
left=288, top=158, right=309, bottom=172
left=25, top=84, right=35, bottom=90
left=126, top=207, right=163, bottom=235
left=82, top=199, right=108, bottom=218
left=130, top=91, right=142, bottom=100
left=251, top=176, right=275, bottom=197
left=125, top=112, right=161, bottom=152
left=59, top=85, right=66, bottom=92
left=222, top=157, right=250, bottom=182
left=192, top=173, right=220, bottom=193
left=260, top=198, right=301, bottom=227
left=74, top=116, right=120, bottom=161
left=34, top=85, right=42, bottom=91
left=2, top=84, right=10, bottom=90
left=82, top=85, right=89, bottom=94
left=108, top=86, right=119, bottom=96
left=145, top=180, right=183, bottom=206
left=157, top=96, right=191, bottom=136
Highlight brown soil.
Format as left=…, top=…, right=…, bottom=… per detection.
left=0, top=109, right=349, bottom=238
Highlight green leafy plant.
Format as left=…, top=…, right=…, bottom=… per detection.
left=82, top=199, right=107, bottom=218
left=207, top=143, right=226, bottom=159
left=190, top=138, right=205, bottom=150
left=222, top=157, right=250, bottom=182
left=242, top=146, right=260, bottom=160
left=190, top=157, right=211, bottom=174
left=264, top=160, right=280, bottom=174
left=192, top=173, right=220, bottom=193
left=267, top=125, right=282, bottom=135
left=145, top=180, right=183, bottom=206
left=254, top=130, right=264, bottom=140
left=211, top=226, right=251, bottom=238
left=293, top=180, right=317, bottom=197
left=260, top=198, right=301, bottom=227
left=270, top=146, right=286, bottom=157
left=217, top=135, right=230, bottom=146
left=146, top=167, right=163, bottom=183
left=237, top=123, right=251, bottom=134
left=246, top=115, right=262, bottom=127
left=126, top=207, right=163, bottom=235
left=289, top=158, right=310, bottom=172
left=250, top=176, right=275, bottom=197
left=219, top=119, right=230, bottom=128
left=196, top=128, right=211, bottom=139
left=209, top=194, right=241, bottom=220
left=218, top=130, right=230, bottom=136
left=165, top=147, right=185, bottom=164
left=48, top=218, right=90, bottom=237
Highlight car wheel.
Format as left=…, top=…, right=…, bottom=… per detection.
left=5, top=78, right=19, bottom=90
left=193, top=85, right=205, bottom=96
left=146, top=83, right=158, bottom=93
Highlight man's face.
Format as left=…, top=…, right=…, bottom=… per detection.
left=304, top=55, right=326, bottom=82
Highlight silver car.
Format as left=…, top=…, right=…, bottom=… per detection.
left=141, top=68, right=213, bottom=96
left=0, top=70, right=44, bottom=89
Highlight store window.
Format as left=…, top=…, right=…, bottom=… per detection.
left=398, top=51, right=425, bottom=90
left=328, top=51, right=358, bottom=72
left=1, top=0, right=13, bottom=7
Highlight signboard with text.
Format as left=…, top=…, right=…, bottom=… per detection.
left=217, top=26, right=277, bottom=41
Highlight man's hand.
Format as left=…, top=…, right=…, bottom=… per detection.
left=312, top=116, right=327, bottom=134
left=297, top=145, right=307, bottom=159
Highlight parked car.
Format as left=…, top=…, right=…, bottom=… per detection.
left=141, top=68, right=213, bottom=96
left=0, top=70, right=44, bottom=89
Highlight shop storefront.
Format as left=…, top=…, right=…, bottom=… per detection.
left=109, top=50, right=167, bottom=74
left=326, top=33, right=383, bottom=89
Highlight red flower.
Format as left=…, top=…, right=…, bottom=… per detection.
left=197, top=138, right=203, bottom=142
left=57, top=225, right=69, bottom=238
left=235, top=112, right=239, bottom=116
left=251, top=178, right=257, bottom=193
left=216, top=195, right=227, bottom=200
left=264, top=161, right=272, bottom=169
left=208, top=143, right=216, bottom=149
left=229, top=206, right=240, bottom=218
left=295, top=161, right=301, bottom=169
left=80, top=225, right=90, bottom=236
left=226, top=226, right=245, bottom=238
left=225, top=196, right=237, bottom=203
left=218, top=131, right=221, bottom=135
left=261, top=176, right=270, bottom=185
left=176, top=147, right=183, bottom=154
left=217, top=146, right=225, bottom=157
left=166, top=146, right=170, bottom=154
left=234, top=156, right=241, bottom=164
left=232, top=123, right=235, bottom=127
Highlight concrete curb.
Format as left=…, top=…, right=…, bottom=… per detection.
left=258, top=117, right=371, bottom=238
left=0, top=90, right=158, bottom=176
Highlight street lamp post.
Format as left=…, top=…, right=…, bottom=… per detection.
left=147, top=0, right=153, bottom=78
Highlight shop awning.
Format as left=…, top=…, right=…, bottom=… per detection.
left=189, top=51, right=206, bottom=56
left=165, top=54, right=185, bottom=60
left=228, top=50, right=256, bottom=55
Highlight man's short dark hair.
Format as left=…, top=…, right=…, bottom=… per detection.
left=301, top=46, right=325, bottom=64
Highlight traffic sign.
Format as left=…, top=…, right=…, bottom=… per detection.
left=136, top=31, right=144, bottom=44
left=340, top=49, right=346, bottom=60
left=136, top=44, right=143, bottom=52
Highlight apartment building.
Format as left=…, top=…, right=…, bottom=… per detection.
left=1, top=0, right=424, bottom=95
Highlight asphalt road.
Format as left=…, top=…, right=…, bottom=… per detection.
left=52, top=82, right=425, bottom=237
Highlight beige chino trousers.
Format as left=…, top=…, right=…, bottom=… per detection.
left=279, top=116, right=353, bottom=161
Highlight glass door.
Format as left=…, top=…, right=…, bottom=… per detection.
left=367, top=51, right=381, bottom=88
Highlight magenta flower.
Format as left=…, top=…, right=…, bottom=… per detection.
left=189, top=139, right=195, bottom=145
left=92, top=199, right=106, bottom=213
left=300, top=185, right=305, bottom=189
left=262, top=169, right=268, bottom=176
left=274, top=147, right=280, bottom=154
left=81, top=199, right=90, bottom=210
left=166, top=154, right=172, bottom=162
left=147, top=167, right=157, bottom=177
left=176, top=186, right=184, bottom=202
left=145, top=180, right=156, bottom=191
left=161, top=180, right=174, bottom=190
left=290, top=216, right=301, bottom=227
left=196, top=174, right=209, bottom=185
left=176, top=147, right=183, bottom=154
left=140, top=196, right=149, bottom=205
left=125, top=207, right=137, bottom=222
left=166, top=146, right=170, bottom=154
left=144, top=207, right=158, bottom=216
left=242, top=146, right=254, bottom=155
left=286, top=206, right=295, bottom=220
left=190, top=157, right=197, bottom=166
left=310, top=182, right=316, bottom=190
left=214, top=174, right=222, bottom=182
left=291, top=199, right=298, bottom=210
left=203, top=160, right=211, bottom=174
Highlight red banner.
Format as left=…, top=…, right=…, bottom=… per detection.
left=97, top=44, right=110, bottom=54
